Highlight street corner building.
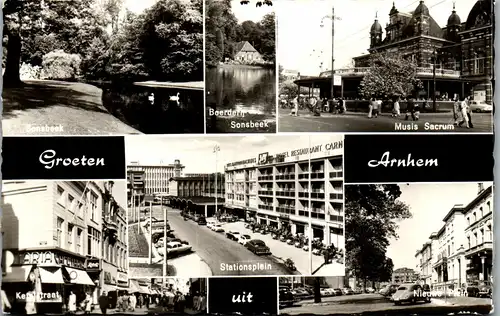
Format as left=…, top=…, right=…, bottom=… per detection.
left=224, top=137, right=345, bottom=275
left=1, top=181, right=130, bottom=314
left=414, top=184, right=493, bottom=293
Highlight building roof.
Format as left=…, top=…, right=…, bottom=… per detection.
left=463, top=185, right=493, bottom=213
left=442, top=204, right=465, bottom=222
left=169, top=174, right=223, bottom=182
left=413, top=1, right=430, bottom=16
left=235, top=41, right=259, bottom=54
left=465, top=0, right=492, bottom=30
left=370, top=19, right=383, bottom=33
left=447, top=6, right=461, bottom=26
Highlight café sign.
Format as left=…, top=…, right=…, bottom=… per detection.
left=257, top=141, right=343, bottom=166
left=21, top=251, right=85, bottom=269
left=85, top=259, right=101, bottom=271
left=117, top=272, right=128, bottom=283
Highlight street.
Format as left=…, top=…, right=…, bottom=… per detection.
left=160, top=207, right=293, bottom=276
left=278, top=109, right=493, bottom=133
left=280, top=293, right=492, bottom=315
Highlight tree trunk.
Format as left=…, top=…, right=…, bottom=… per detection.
left=313, top=277, right=322, bottom=303
left=3, top=29, right=22, bottom=87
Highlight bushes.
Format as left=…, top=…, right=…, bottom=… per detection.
left=19, top=63, right=41, bottom=80
left=40, top=50, right=81, bottom=80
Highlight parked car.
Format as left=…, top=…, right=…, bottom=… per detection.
left=291, top=288, right=310, bottom=299
left=333, top=288, right=343, bottom=296
left=226, top=231, right=241, bottom=241
left=342, top=288, right=354, bottom=295
left=478, top=281, right=493, bottom=298
left=212, top=224, right=225, bottom=233
left=469, top=100, right=493, bottom=113
left=279, top=286, right=296, bottom=307
left=245, top=239, right=271, bottom=255
left=353, top=288, right=363, bottom=294
left=380, top=284, right=399, bottom=297
left=207, top=221, right=216, bottom=229
left=392, top=283, right=431, bottom=305
left=320, top=288, right=335, bottom=297
left=238, top=234, right=252, bottom=245
left=165, top=241, right=192, bottom=255
left=365, top=287, right=376, bottom=293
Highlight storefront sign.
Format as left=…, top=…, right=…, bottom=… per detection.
left=20, top=251, right=85, bottom=269
left=255, top=141, right=343, bottom=166
left=104, top=271, right=117, bottom=285
left=15, top=291, right=63, bottom=303
left=85, top=259, right=101, bottom=271
left=117, top=272, right=128, bottom=283
left=226, top=158, right=257, bottom=168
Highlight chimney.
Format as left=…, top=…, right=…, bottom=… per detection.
left=478, top=183, right=485, bottom=195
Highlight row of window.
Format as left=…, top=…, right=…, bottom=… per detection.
left=56, top=185, right=99, bottom=223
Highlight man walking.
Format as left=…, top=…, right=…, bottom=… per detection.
left=98, top=291, right=109, bottom=315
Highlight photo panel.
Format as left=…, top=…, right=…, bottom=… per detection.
left=1, top=180, right=128, bottom=315
left=205, top=0, right=277, bottom=133
left=279, top=182, right=493, bottom=316
left=276, top=0, right=493, bottom=133
left=125, top=134, right=344, bottom=277
left=3, top=0, right=204, bottom=136
left=125, top=277, right=207, bottom=314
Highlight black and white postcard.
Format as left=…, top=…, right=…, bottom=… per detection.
left=126, top=135, right=345, bottom=277
left=277, top=0, right=493, bottom=133
left=205, top=0, right=277, bottom=133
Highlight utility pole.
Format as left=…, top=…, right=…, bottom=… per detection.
left=148, top=200, right=152, bottom=264
left=214, top=145, right=220, bottom=216
left=432, top=49, right=437, bottom=112
left=321, top=7, right=341, bottom=101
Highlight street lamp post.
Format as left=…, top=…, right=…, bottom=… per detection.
left=214, top=145, right=221, bottom=216
left=320, top=6, right=341, bottom=101
left=432, top=49, right=437, bottom=112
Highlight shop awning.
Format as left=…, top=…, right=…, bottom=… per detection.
left=64, top=267, right=95, bottom=286
left=39, top=267, right=64, bottom=284
left=129, top=280, right=142, bottom=293
left=2, top=265, right=33, bottom=283
left=139, top=286, right=151, bottom=294
left=101, top=283, right=117, bottom=293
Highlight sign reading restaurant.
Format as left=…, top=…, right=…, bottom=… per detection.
left=226, top=141, right=343, bottom=168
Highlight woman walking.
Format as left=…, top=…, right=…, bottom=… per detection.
left=392, top=97, right=400, bottom=117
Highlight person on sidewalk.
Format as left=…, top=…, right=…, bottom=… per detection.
left=84, top=292, right=92, bottom=314
left=458, top=97, right=470, bottom=128
left=25, top=291, right=37, bottom=315
left=1, top=289, right=11, bottom=314
left=466, top=96, right=474, bottom=128
left=367, top=97, right=374, bottom=118
left=453, top=95, right=461, bottom=124
left=98, top=291, right=109, bottom=315
left=130, top=293, right=137, bottom=311
left=68, top=291, right=77, bottom=314
left=371, top=98, right=380, bottom=118
left=392, top=97, right=400, bottom=117
left=138, top=294, right=144, bottom=309
left=405, top=97, right=416, bottom=121
left=290, top=97, right=299, bottom=116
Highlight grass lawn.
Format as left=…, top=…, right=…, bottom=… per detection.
left=129, top=262, right=177, bottom=277
left=128, top=225, right=149, bottom=258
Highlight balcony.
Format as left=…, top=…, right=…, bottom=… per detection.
left=329, top=171, right=343, bottom=178
left=310, top=172, right=325, bottom=180
left=258, top=204, right=273, bottom=211
left=330, top=193, right=343, bottom=200
left=298, top=191, right=325, bottom=199
left=276, top=174, right=295, bottom=181
left=277, top=205, right=296, bottom=214
left=319, top=67, right=461, bottom=79
left=464, top=241, right=493, bottom=259
left=258, top=190, right=273, bottom=196
left=258, top=175, right=273, bottom=181
left=311, top=212, right=326, bottom=220
left=276, top=190, right=295, bottom=198
left=330, top=214, right=344, bottom=222
left=103, top=218, right=118, bottom=244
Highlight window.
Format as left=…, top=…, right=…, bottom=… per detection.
left=68, top=194, right=75, bottom=212
left=90, top=192, right=98, bottom=222
left=57, top=186, right=65, bottom=206
left=467, top=236, right=471, bottom=249
left=480, top=207, right=484, bottom=218
left=473, top=51, right=485, bottom=74
left=467, top=217, right=470, bottom=226
left=56, top=217, right=64, bottom=247
left=67, top=224, right=74, bottom=250
left=87, top=227, right=101, bottom=257
left=473, top=212, right=477, bottom=222
left=76, top=228, right=82, bottom=254
left=78, top=202, right=84, bottom=218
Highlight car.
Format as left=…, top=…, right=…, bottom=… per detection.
left=365, top=287, right=376, bottom=293
left=333, top=288, right=343, bottom=296
left=196, top=216, right=207, bottom=225
left=342, top=288, right=354, bottom=295
left=279, top=286, right=296, bottom=307
left=212, top=224, right=225, bottom=233
left=478, top=281, right=493, bottom=298
left=245, top=239, right=271, bottom=255
left=380, top=284, right=399, bottom=297
left=292, top=288, right=310, bottom=299
left=353, top=288, right=363, bottom=294
left=469, top=100, right=493, bottom=113
left=226, top=231, right=241, bottom=241
left=319, top=288, right=330, bottom=297
left=392, top=283, right=431, bottom=305
left=206, top=221, right=216, bottom=229
left=238, top=234, right=251, bottom=245
left=164, top=241, right=192, bottom=256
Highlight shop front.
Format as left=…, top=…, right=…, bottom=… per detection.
left=85, top=258, right=101, bottom=308
left=116, top=271, right=129, bottom=296
left=312, top=224, right=325, bottom=242
left=101, top=261, right=118, bottom=308
left=268, top=215, right=278, bottom=228
left=2, top=248, right=95, bottom=314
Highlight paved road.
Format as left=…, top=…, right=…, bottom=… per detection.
left=278, top=109, right=493, bottom=133
left=156, top=207, right=292, bottom=276
left=280, top=293, right=492, bottom=315
left=3, top=80, right=141, bottom=135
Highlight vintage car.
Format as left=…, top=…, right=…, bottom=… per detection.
left=392, top=283, right=431, bottom=305
left=245, top=239, right=271, bottom=255
left=226, top=231, right=241, bottom=241
left=238, top=234, right=252, bottom=245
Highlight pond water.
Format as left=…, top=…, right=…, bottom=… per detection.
left=101, top=83, right=204, bottom=134
left=206, top=66, right=276, bottom=133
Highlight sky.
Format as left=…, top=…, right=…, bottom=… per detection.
left=111, top=181, right=127, bottom=209
left=125, top=134, right=342, bottom=174
left=276, top=0, right=477, bottom=76
left=385, top=182, right=493, bottom=271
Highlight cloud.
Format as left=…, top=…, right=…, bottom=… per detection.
left=240, top=135, right=270, bottom=147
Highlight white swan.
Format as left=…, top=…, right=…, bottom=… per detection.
left=169, top=92, right=180, bottom=102
left=148, top=93, right=155, bottom=104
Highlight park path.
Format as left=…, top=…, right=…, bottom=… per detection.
left=2, top=79, right=141, bottom=135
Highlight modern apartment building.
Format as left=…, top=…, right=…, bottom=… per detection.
left=225, top=139, right=344, bottom=248
left=128, top=160, right=185, bottom=196
left=168, top=173, right=225, bottom=199
left=1, top=181, right=128, bottom=314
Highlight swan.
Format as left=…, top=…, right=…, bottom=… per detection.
left=169, top=92, right=180, bottom=102
left=148, top=93, right=155, bottom=104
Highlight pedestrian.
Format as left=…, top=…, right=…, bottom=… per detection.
left=405, top=97, right=416, bottom=121
left=200, top=292, right=207, bottom=312
left=138, top=294, right=144, bottom=309
left=193, top=291, right=200, bottom=311
left=117, top=294, right=123, bottom=312
left=392, top=97, right=400, bottom=117
left=290, top=96, right=299, bottom=116
left=25, top=291, right=37, bottom=315
left=145, top=295, right=150, bottom=309
left=368, top=97, right=374, bottom=118
left=130, top=293, right=137, bottom=311
left=178, top=291, right=186, bottom=313
left=1, top=289, right=11, bottom=313
left=459, top=96, right=470, bottom=128
left=466, top=96, right=474, bottom=128
left=98, top=291, right=109, bottom=315
left=68, top=290, right=77, bottom=314
left=371, top=98, right=380, bottom=118
left=453, top=95, right=461, bottom=124
left=84, top=292, right=92, bottom=314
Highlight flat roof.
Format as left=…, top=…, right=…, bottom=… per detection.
left=134, top=81, right=204, bottom=91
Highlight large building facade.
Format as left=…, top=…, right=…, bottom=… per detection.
left=224, top=139, right=344, bottom=249
left=415, top=184, right=493, bottom=291
left=295, top=0, right=493, bottom=104
left=1, top=181, right=128, bottom=314
left=127, top=160, right=185, bottom=197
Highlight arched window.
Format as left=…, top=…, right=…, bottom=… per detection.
left=473, top=51, right=485, bottom=74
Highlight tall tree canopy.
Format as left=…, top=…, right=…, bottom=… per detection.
left=359, top=52, right=423, bottom=99
left=345, top=184, right=412, bottom=287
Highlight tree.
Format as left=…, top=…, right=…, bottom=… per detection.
left=345, top=184, right=412, bottom=288
left=279, top=79, right=298, bottom=100
left=359, top=51, right=423, bottom=99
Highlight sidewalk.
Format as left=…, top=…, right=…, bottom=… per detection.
left=219, top=220, right=311, bottom=274
left=283, top=109, right=454, bottom=118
